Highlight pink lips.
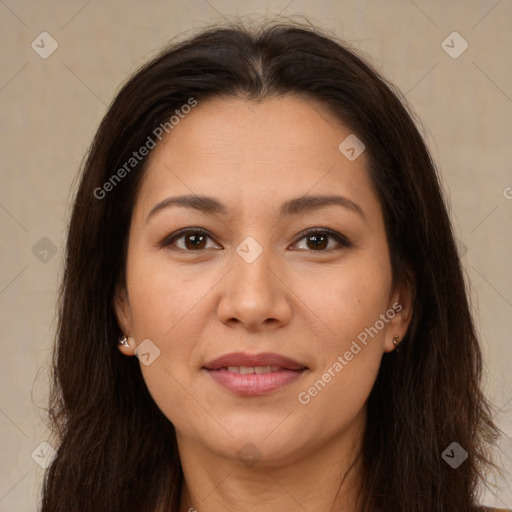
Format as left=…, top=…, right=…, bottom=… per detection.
left=203, top=352, right=308, bottom=396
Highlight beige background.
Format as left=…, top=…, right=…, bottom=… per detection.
left=0, top=0, right=511, bottom=510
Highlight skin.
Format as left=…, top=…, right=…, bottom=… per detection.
left=115, top=95, right=413, bottom=512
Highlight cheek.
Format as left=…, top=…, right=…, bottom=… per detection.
left=127, top=255, right=216, bottom=339
left=298, top=254, right=392, bottom=353
left=125, top=255, right=219, bottom=414
left=295, top=269, right=390, bottom=430
left=126, top=258, right=211, bottom=432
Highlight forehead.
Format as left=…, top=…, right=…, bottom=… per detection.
left=135, top=95, right=380, bottom=221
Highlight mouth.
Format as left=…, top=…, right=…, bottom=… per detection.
left=203, top=351, right=307, bottom=371
left=203, top=352, right=308, bottom=396
left=213, top=365, right=292, bottom=374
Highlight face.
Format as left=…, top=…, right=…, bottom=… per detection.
left=115, top=95, right=412, bottom=467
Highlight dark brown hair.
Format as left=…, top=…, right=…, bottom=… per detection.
left=41, top=19, right=500, bottom=512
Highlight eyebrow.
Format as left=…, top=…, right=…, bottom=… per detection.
left=146, top=194, right=366, bottom=223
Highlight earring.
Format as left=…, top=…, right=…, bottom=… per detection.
left=393, top=334, right=401, bottom=352
left=118, top=334, right=130, bottom=348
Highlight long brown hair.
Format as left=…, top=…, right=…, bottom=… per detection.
left=41, top=19, right=500, bottom=512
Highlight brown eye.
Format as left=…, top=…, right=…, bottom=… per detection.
left=182, top=233, right=207, bottom=250
left=292, top=229, right=351, bottom=252
left=305, top=233, right=329, bottom=250
left=161, top=229, right=221, bottom=251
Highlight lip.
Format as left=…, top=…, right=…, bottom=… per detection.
left=203, top=352, right=308, bottom=396
left=203, top=352, right=307, bottom=371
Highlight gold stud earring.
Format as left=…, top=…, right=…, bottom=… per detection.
left=393, top=334, right=401, bottom=352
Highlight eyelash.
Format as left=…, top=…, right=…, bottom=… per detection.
left=160, top=227, right=351, bottom=253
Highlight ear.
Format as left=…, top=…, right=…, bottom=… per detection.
left=113, top=284, right=135, bottom=356
left=383, top=271, right=415, bottom=353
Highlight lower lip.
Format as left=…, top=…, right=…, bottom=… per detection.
left=204, top=368, right=306, bottom=396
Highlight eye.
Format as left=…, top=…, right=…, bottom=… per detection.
left=160, top=227, right=351, bottom=253
left=160, top=228, right=221, bottom=251
left=291, top=228, right=351, bottom=252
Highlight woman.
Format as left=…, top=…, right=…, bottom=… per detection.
left=41, top=20, right=507, bottom=512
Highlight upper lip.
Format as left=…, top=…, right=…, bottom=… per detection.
left=203, top=352, right=307, bottom=371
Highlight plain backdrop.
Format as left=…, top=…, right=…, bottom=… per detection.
left=0, top=1, right=511, bottom=510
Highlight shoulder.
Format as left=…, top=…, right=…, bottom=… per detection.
left=483, top=508, right=512, bottom=512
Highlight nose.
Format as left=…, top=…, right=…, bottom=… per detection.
left=216, top=241, right=292, bottom=332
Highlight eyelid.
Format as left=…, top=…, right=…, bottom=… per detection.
left=290, top=227, right=351, bottom=251
left=160, top=227, right=351, bottom=252
left=159, top=227, right=220, bottom=250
